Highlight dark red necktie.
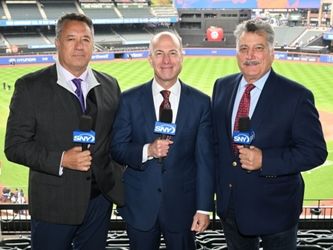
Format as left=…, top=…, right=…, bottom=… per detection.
left=233, top=84, right=255, bottom=153
left=72, top=78, right=85, bottom=112
left=160, top=90, right=171, bottom=114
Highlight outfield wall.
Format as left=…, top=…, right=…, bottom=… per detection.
left=1, top=48, right=333, bottom=65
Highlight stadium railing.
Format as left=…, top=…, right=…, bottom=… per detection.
left=0, top=200, right=332, bottom=249
left=0, top=199, right=332, bottom=234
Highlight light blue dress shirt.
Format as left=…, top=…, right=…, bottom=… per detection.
left=231, top=70, right=271, bottom=132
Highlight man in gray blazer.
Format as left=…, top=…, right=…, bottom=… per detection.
left=5, top=13, right=120, bottom=250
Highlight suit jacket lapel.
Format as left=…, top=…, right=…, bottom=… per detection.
left=227, top=74, right=242, bottom=139
left=49, top=65, right=81, bottom=147
left=89, top=70, right=111, bottom=152
left=251, top=70, right=278, bottom=132
left=140, top=81, right=157, bottom=141
left=175, top=81, right=190, bottom=140
left=91, top=84, right=103, bottom=152
left=52, top=64, right=82, bottom=121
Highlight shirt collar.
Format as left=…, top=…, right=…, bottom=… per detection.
left=152, top=78, right=181, bottom=97
left=56, top=60, right=100, bottom=93
left=240, top=69, right=271, bottom=91
left=57, top=61, right=88, bottom=82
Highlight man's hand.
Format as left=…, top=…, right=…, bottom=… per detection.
left=191, top=212, right=210, bottom=233
left=62, top=146, right=92, bottom=171
left=148, top=138, right=173, bottom=159
left=238, top=145, right=262, bottom=171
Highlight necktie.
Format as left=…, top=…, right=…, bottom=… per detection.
left=72, top=78, right=85, bottom=112
left=233, top=83, right=255, bottom=153
left=160, top=90, right=171, bottom=114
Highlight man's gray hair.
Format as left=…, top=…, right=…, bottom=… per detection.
left=234, top=19, right=275, bottom=49
left=56, top=13, right=94, bottom=39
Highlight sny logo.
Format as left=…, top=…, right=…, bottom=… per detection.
left=73, top=130, right=96, bottom=144
left=232, top=131, right=255, bottom=145
left=154, top=121, right=176, bottom=136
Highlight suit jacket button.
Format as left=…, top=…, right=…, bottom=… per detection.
left=157, top=188, right=162, bottom=192
left=86, top=176, right=91, bottom=180
left=232, top=161, right=237, bottom=167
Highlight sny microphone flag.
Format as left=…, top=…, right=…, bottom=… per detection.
left=154, top=121, right=176, bottom=136
left=232, top=130, right=255, bottom=145
left=73, top=130, right=96, bottom=144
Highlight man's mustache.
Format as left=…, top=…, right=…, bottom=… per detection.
left=244, top=60, right=260, bottom=66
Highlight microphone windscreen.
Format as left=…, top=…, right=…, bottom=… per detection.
left=238, top=117, right=250, bottom=132
left=159, top=109, right=173, bottom=123
left=79, top=115, right=93, bottom=132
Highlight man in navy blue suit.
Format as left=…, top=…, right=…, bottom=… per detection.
left=212, top=19, right=327, bottom=250
left=110, top=31, right=215, bottom=249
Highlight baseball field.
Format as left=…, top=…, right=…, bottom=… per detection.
left=0, top=56, right=332, bottom=205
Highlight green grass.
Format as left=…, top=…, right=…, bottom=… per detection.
left=303, top=141, right=333, bottom=201
left=0, top=57, right=332, bottom=203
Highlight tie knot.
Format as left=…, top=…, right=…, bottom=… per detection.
left=160, top=90, right=170, bottom=101
left=72, top=78, right=82, bottom=88
left=245, top=84, right=255, bottom=94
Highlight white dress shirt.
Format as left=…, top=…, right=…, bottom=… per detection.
left=142, top=79, right=181, bottom=162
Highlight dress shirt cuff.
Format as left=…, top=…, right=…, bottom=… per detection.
left=142, top=144, right=153, bottom=163
left=197, top=210, right=210, bottom=215
left=59, top=151, right=64, bottom=176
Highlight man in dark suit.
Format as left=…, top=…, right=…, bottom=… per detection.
left=110, top=31, right=215, bottom=250
left=5, top=13, right=120, bottom=250
left=212, top=19, right=327, bottom=250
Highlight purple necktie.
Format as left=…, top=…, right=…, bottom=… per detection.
left=72, top=78, right=85, bottom=112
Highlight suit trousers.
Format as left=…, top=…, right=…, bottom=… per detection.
left=126, top=209, right=196, bottom=250
left=31, top=194, right=112, bottom=250
left=221, top=191, right=297, bottom=250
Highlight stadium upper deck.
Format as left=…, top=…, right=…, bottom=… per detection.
left=0, top=0, right=331, bottom=54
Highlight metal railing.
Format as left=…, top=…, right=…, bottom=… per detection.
left=0, top=201, right=332, bottom=249
left=0, top=199, right=332, bottom=236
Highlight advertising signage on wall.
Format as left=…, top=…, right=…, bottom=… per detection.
left=174, top=0, right=320, bottom=9
left=1, top=49, right=332, bottom=65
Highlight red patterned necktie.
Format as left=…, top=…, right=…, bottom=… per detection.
left=160, top=90, right=171, bottom=114
left=233, top=84, right=255, bottom=153
left=72, top=78, right=85, bottom=112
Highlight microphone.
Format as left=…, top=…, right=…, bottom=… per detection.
left=232, top=116, right=255, bottom=148
left=159, top=108, right=173, bottom=139
left=154, top=109, right=176, bottom=138
left=154, top=109, right=176, bottom=163
left=73, top=115, right=96, bottom=151
left=160, top=108, right=172, bottom=123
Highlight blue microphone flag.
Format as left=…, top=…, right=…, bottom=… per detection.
left=73, top=130, right=96, bottom=144
left=232, top=130, right=255, bottom=145
left=154, top=121, right=176, bottom=136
